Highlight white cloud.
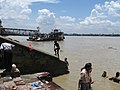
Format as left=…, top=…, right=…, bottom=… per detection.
left=59, top=16, right=75, bottom=22
left=30, top=0, right=60, bottom=3
left=0, top=0, right=34, bottom=29
left=36, top=9, right=56, bottom=33
left=0, top=0, right=31, bottom=20
left=0, top=0, right=59, bottom=29
left=1, top=0, right=120, bottom=34
left=78, top=0, right=120, bottom=34
left=35, top=0, right=120, bottom=34
left=53, top=0, right=120, bottom=34
left=35, top=9, right=77, bottom=33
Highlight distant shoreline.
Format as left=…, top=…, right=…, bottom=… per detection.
left=64, top=34, right=120, bottom=37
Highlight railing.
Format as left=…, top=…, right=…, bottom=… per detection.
left=0, top=27, right=39, bottom=36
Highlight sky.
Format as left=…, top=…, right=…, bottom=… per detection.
left=1, top=0, right=120, bottom=34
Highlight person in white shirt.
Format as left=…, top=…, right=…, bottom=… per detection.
left=11, top=64, right=20, bottom=78
left=78, top=63, right=94, bottom=90
left=0, top=42, right=15, bottom=72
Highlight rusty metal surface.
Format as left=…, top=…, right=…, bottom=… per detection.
left=0, top=36, right=69, bottom=76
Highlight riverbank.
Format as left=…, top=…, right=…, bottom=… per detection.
left=5, top=36, right=120, bottom=90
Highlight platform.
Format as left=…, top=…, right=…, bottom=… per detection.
left=0, top=76, right=64, bottom=90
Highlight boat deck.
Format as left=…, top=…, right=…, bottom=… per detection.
left=0, top=70, right=64, bottom=90
left=0, top=77, right=64, bottom=90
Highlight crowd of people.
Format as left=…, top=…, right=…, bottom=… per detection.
left=78, top=63, right=120, bottom=90
left=102, top=71, right=120, bottom=83
left=54, top=41, right=120, bottom=90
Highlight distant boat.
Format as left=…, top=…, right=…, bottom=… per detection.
left=27, top=29, right=65, bottom=41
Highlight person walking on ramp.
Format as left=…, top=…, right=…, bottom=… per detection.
left=54, top=40, right=60, bottom=58
left=0, top=42, right=15, bottom=72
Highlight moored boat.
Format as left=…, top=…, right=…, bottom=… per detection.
left=27, top=29, right=65, bottom=41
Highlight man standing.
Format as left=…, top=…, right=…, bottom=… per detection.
left=54, top=40, right=60, bottom=58
left=0, top=42, right=15, bottom=72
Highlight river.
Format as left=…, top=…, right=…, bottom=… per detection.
left=7, top=36, right=120, bottom=90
